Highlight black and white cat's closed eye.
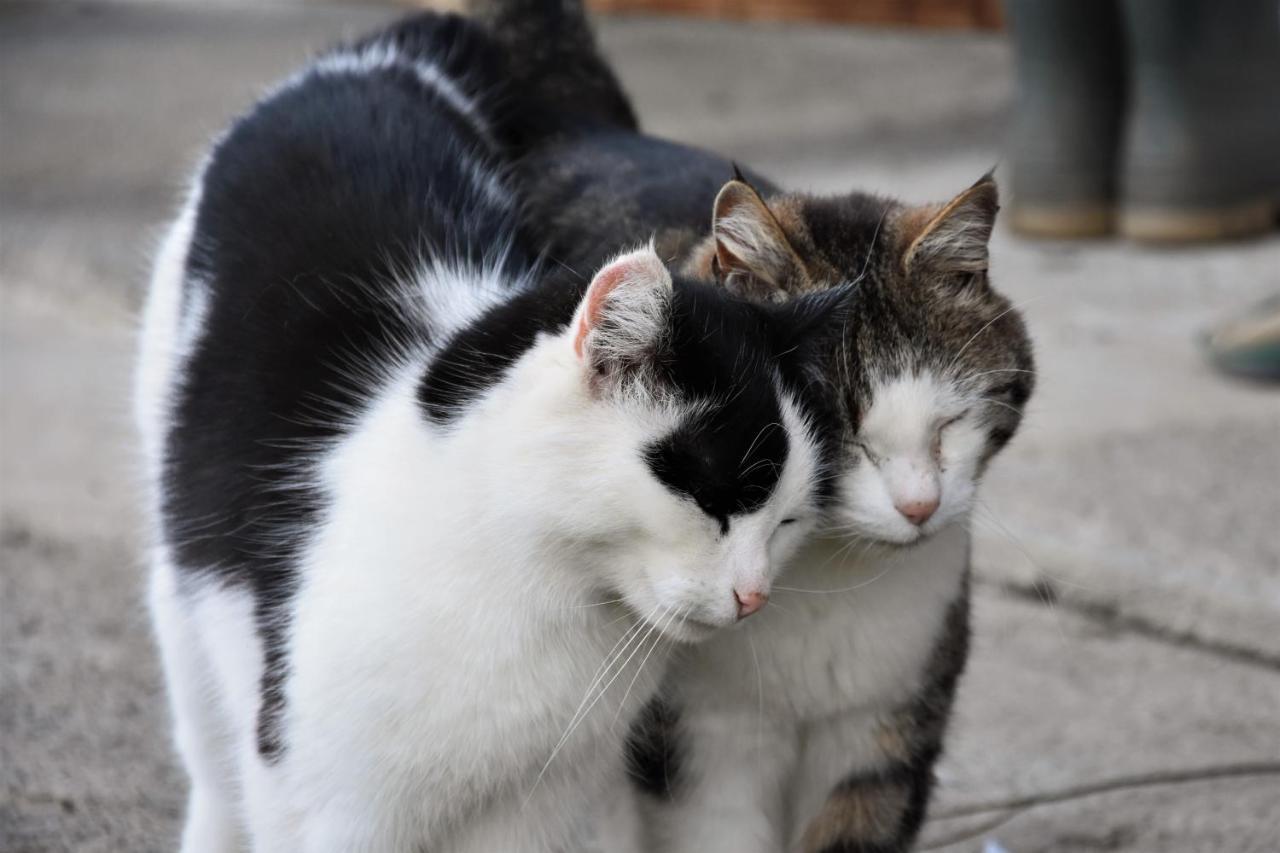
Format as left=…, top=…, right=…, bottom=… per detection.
left=779, top=517, right=798, bottom=525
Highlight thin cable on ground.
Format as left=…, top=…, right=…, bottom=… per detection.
left=918, top=761, right=1280, bottom=849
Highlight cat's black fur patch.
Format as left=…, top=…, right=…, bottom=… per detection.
left=625, top=695, right=684, bottom=799
left=641, top=281, right=797, bottom=525
left=418, top=272, right=586, bottom=423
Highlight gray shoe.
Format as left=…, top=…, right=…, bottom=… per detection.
left=1203, top=295, right=1280, bottom=384
left=1006, top=0, right=1126, bottom=238
left=1119, top=0, right=1280, bottom=242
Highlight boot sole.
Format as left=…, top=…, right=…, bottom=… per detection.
left=1008, top=204, right=1115, bottom=239
left=1119, top=200, right=1276, bottom=243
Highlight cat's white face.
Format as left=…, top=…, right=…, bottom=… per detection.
left=593, top=398, right=822, bottom=642
left=552, top=245, right=827, bottom=642
left=835, top=372, right=987, bottom=545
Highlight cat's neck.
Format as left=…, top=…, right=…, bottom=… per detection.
left=782, top=523, right=971, bottom=586
left=318, top=336, right=636, bottom=602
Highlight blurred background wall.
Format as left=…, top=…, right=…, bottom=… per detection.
left=587, top=0, right=1004, bottom=28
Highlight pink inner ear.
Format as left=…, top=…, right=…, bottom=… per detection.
left=573, top=263, right=629, bottom=359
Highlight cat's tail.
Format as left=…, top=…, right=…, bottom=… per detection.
left=466, top=0, right=639, bottom=135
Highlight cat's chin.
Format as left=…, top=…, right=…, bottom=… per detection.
left=603, top=596, right=723, bottom=644
left=823, top=525, right=922, bottom=551
left=653, top=615, right=720, bottom=645
left=845, top=517, right=957, bottom=551
left=871, top=530, right=927, bottom=549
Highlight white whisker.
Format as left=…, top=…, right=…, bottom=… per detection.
left=946, top=293, right=1050, bottom=376
left=527, top=603, right=675, bottom=806
left=774, top=561, right=895, bottom=595
left=524, top=606, right=657, bottom=806
left=747, top=632, right=764, bottom=774
left=569, top=596, right=628, bottom=610
left=611, top=605, right=681, bottom=729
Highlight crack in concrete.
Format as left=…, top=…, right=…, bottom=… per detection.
left=984, top=576, right=1280, bottom=673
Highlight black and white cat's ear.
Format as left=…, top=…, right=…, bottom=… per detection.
left=572, top=245, right=672, bottom=384
left=711, top=180, right=804, bottom=303
left=763, top=284, right=857, bottom=388
left=903, top=174, right=1000, bottom=278
left=772, top=282, right=856, bottom=349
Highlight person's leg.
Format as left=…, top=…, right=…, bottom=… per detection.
left=1006, top=0, right=1126, bottom=238
left=1119, top=0, right=1280, bottom=241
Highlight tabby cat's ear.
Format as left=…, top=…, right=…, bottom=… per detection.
left=711, top=180, right=804, bottom=303
left=902, top=175, right=999, bottom=277
left=572, top=245, right=672, bottom=385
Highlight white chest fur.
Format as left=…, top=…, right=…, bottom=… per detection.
left=669, top=524, right=969, bottom=724
left=276, top=369, right=664, bottom=850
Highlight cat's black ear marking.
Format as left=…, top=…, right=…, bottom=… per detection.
left=711, top=180, right=803, bottom=304
left=903, top=176, right=1000, bottom=278
left=731, top=162, right=748, bottom=184
left=773, top=282, right=857, bottom=350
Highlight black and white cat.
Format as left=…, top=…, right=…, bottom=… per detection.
left=469, top=3, right=1036, bottom=851
left=134, top=15, right=842, bottom=852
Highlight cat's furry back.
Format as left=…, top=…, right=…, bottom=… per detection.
left=470, top=0, right=637, bottom=135
left=137, top=14, right=834, bottom=852
left=469, top=0, right=775, bottom=278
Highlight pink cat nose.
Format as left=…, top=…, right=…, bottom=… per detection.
left=734, top=590, right=769, bottom=619
left=895, top=497, right=940, bottom=526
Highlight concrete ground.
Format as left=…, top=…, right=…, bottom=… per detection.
left=2, top=2, right=1278, bottom=851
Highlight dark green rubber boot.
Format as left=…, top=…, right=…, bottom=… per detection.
left=1006, top=0, right=1127, bottom=238
left=1119, top=0, right=1280, bottom=242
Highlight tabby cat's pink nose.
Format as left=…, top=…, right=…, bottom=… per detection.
left=895, top=497, right=939, bottom=526
left=734, top=590, right=769, bottom=619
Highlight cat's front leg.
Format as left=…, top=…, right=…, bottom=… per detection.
left=647, top=708, right=799, bottom=853
left=791, top=591, right=969, bottom=853
left=149, top=564, right=242, bottom=853
left=790, top=708, right=934, bottom=853
left=249, top=755, right=423, bottom=853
